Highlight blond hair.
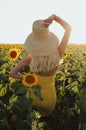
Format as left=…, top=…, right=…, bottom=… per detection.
left=29, top=51, right=61, bottom=73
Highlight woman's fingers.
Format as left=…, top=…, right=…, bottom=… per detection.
left=48, top=14, right=56, bottom=20
left=43, top=18, right=53, bottom=27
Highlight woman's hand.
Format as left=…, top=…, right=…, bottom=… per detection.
left=43, top=19, right=52, bottom=27
left=46, top=14, right=71, bottom=31
left=43, top=15, right=54, bottom=27
left=9, top=54, right=32, bottom=79
left=48, top=14, right=56, bottom=20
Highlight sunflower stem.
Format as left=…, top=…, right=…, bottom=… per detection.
left=28, top=88, right=32, bottom=98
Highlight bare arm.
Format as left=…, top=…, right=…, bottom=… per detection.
left=9, top=54, right=32, bottom=79
left=44, top=14, right=71, bottom=58
left=54, top=15, right=71, bottom=58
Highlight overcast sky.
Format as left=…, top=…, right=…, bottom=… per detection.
left=0, top=0, right=86, bottom=44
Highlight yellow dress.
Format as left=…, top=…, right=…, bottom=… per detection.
left=26, top=74, right=56, bottom=117
left=26, top=51, right=61, bottom=116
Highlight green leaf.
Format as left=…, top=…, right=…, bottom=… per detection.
left=15, top=119, right=29, bottom=130
left=0, top=110, right=6, bottom=119
left=12, top=96, right=33, bottom=112
left=0, top=119, right=10, bottom=130
left=80, top=123, right=86, bottom=130
left=0, top=86, right=7, bottom=96
left=33, top=86, right=43, bottom=101
left=80, top=101, right=86, bottom=115
left=15, top=85, right=28, bottom=96
left=65, top=81, right=78, bottom=90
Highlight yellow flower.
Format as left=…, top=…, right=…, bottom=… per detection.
left=69, top=52, right=73, bottom=57
left=8, top=49, right=19, bottom=61
left=35, top=112, right=41, bottom=119
left=64, top=52, right=67, bottom=56
left=69, top=47, right=72, bottom=51
left=0, top=46, right=4, bottom=50
left=22, top=73, right=38, bottom=87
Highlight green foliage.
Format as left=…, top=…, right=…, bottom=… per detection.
left=0, top=44, right=86, bottom=130
left=33, top=86, right=43, bottom=101
left=0, top=46, right=44, bottom=130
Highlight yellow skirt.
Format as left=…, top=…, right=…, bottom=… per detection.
left=26, top=74, right=56, bottom=117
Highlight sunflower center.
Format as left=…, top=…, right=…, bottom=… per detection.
left=11, top=51, right=17, bottom=58
left=25, top=75, right=35, bottom=84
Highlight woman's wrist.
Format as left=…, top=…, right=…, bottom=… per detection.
left=9, top=72, right=23, bottom=79
left=16, top=73, right=23, bottom=79
left=54, top=15, right=71, bottom=31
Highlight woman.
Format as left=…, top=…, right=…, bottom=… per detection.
left=9, top=14, right=71, bottom=117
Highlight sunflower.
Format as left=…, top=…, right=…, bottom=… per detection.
left=69, top=52, right=73, bottom=57
left=0, top=46, right=4, bottom=50
left=8, top=49, right=19, bottom=61
left=22, top=73, right=38, bottom=87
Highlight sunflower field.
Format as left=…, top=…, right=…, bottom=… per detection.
left=0, top=43, right=86, bottom=130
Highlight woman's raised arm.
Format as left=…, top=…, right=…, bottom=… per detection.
left=53, top=14, right=71, bottom=58
left=45, top=14, right=71, bottom=58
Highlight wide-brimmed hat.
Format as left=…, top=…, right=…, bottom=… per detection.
left=24, top=20, right=59, bottom=56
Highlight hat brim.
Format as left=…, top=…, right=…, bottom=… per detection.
left=24, top=32, right=59, bottom=56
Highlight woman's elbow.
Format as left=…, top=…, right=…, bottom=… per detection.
left=67, top=24, right=72, bottom=33
left=9, top=71, right=15, bottom=77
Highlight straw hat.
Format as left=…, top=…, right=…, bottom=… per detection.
left=24, top=20, right=59, bottom=56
